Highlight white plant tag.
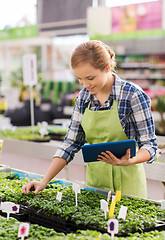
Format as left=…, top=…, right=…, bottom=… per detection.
left=112, top=195, right=116, bottom=202
left=161, top=200, right=165, bottom=210
left=18, top=223, right=30, bottom=239
left=118, top=205, right=128, bottom=220
left=108, top=219, right=119, bottom=240
left=72, top=183, right=80, bottom=193
left=11, top=204, right=20, bottom=213
left=56, top=191, right=62, bottom=202
left=100, top=199, right=109, bottom=219
left=72, top=183, right=81, bottom=207
left=1, top=202, right=20, bottom=220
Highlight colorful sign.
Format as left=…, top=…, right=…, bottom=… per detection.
left=112, top=1, right=162, bottom=33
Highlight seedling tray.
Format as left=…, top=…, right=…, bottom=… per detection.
left=19, top=205, right=165, bottom=237
left=21, top=205, right=72, bottom=234
left=1, top=170, right=164, bottom=236
left=20, top=205, right=109, bottom=235
left=59, top=217, right=165, bottom=237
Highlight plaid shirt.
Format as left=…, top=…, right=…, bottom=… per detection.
left=54, top=74, right=157, bottom=163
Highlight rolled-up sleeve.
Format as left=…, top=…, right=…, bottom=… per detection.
left=130, top=90, right=158, bottom=163
left=53, top=95, right=86, bottom=163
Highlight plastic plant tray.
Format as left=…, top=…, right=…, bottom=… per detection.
left=20, top=205, right=108, bottom=235
left=21, top=205, right=72, bottom=234
left=1, top=168, right=165, bottom=235
left=8, top=205, right=165, bottom=236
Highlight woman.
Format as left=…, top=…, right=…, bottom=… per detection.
left=22, top=40, right=157, bottom=198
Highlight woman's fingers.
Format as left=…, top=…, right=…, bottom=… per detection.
left=97, top=151, right=113, bottom=162
left=34, top=185, right=41, bottom=195
left=22, top=181, right=36, bottom=194
left=126, top=148, right=131, bottom=159
left=22, top=180, right=46, bottom=195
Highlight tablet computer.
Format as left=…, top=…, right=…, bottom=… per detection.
left=81, top=139, right=136, bottom=163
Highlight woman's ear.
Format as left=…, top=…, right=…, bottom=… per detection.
left=105, top=65, right=111, bottom=72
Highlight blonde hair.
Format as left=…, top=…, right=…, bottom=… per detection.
left=71, top=40, right=116, bottom=71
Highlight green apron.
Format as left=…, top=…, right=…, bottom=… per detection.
left=81, top=99, right=147, bottom=198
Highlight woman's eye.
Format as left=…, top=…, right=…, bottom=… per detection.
left=88, top=77, right=94, bottom=80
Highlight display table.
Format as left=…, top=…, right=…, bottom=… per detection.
left=0, top=139, right=86, bottom=183
left=1, top=138, right=165, bottom=200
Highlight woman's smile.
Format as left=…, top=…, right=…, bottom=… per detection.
left=87, top=86, right=95, bottom=92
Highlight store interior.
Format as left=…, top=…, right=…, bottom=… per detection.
left=0, top=0, right=165, bottom=239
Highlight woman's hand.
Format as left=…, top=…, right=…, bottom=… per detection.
left=97, top=148, right=131, bottom=166
left=22, top=180, right=47, bottom=195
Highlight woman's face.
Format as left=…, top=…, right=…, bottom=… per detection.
left=74, top=62, right=110, bottom=95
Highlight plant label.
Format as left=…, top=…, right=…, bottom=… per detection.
left=118, top=205, right=128, bottom=220
left=18, top=223, right=30, bottom=239
left=23, top=54, right=37, bottom=86
left=109, top=200, right=116, bottom=218
left=107, top=191, right=111, bottom=202
left=12, top=204, right=20, bottom=213
left=72, top=183, right=81, bottom=207
left=56, top=191, right=62, bottom=202
left=1, top=202, right=20, bottom=220
left=107, top=219, right=119, bottom=240
left=112, top=195, right=116, bottom=202
left=100, top=199, right=109, bottom=219
left=161, top=200, right=165, bottom=210
left=72, top=183, right=80, bottom=194
left=115, top=191, right=121, bottom=202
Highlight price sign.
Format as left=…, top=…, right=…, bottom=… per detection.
left=107, top=219, right=119, bottom=240
left=23, top=54, right=37, bottom=86
left=56, top=191, right=62, bottom=202
left=100, top=199, right=109, bottom=219
left=18, top=223, right=30, bottom=240
left=72, top=183, right=81, bottom=207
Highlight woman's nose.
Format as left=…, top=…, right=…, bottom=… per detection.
left=80, top=80, right=88, bottom=88
left=84, top=83, right=89, bottom=88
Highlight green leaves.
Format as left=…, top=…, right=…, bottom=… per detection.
left=0, top=172, right=164, bottom=237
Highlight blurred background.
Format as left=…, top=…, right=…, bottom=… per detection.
left=0, top=0, right=165, bottom=199
left=0, top=0, right=164, bottom=129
